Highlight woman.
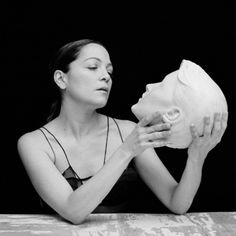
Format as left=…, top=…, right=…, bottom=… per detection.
left=17, top=39, right=227, bottom=224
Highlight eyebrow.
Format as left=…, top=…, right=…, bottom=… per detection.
left=84, top=57, right=113, bottom=67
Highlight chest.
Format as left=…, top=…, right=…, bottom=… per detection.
left=46, top=126, right=124, bottom=178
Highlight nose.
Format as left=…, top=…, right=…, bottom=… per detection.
left=100, top=70, right=111, bottom=83
left=146, top=83, right=154, bottom=91
left=100, top=74, right=110, bottom=83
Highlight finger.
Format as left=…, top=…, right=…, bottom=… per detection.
left=212, top=113, right=221, bottom=136
left=152, top=141, right=168, bottom=148
left=203, top=116, right=212, bottom=137
left=138, top=111, right=163, bottom=127
left=144, top=130, right=171, bottom=141
left=151, top=112, right=165, bottom=125
left=145, top=123, right=171, bottom=133
left=140, top=141, right=167, bottom=150
left=190, top=124, right=199, bottom=140
left=221, top=112, right=228, bottom=132
left=219, top=112, right=228, bottom=139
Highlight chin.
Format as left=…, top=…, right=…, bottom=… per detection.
left=131, top=103, right=154, bottom=121
left=131, top=104, right=136, bottom=113
left=93, top=99, right=108, bottom=109
left=131, top=103, right=141, bottom=115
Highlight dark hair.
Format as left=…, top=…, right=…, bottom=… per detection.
left=47, top=39, right=106, bottom=122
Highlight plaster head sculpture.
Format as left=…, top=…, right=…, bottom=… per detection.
left=131, top=59, right=228, bottom=148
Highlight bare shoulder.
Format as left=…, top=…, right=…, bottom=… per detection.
left=112, top=118, right=137, bottom=138
left=17, top=130, right=42, bottom=149
left=17, top=119, right=56, bottom=150
left=17, top=129, right=50, bottom=161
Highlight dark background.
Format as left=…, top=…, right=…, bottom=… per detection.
left=1, top=2, right=235, bottom=213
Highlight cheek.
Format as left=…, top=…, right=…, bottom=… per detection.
left=69, top=71, right=92, bottom=90
left=132, top=94, right=172, bottom=121
left=143, top=93, right=172, bottom=112
left=66, top=76, right=93, bottom=101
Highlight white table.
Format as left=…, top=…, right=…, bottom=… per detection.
left=1, top=212, right=236, bottom=235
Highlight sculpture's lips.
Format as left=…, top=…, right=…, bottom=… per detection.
left=138, top=91, right=149, bottom=102
left=142, top=91, right=149, bottom=98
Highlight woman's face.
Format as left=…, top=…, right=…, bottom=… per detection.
left=64, top=43, right=113, bottom=108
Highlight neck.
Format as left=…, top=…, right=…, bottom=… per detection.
left=56, top=98, right=101, bottom=139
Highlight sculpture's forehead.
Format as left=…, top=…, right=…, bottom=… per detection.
left=160, top=70, right=179, bottom=94
left=164, top=62, right=211, bottom=92
left=163, top=70, right=178, bottom=83
left=177, top=59, right=215, bottom=90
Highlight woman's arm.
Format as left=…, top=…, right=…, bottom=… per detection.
left=17, top=133, right=132, bottom=224
left=17, top=112, right=170, bottom=224
left=170, top=112, right=228, bottom=213
left=134, top=112, right=228, bottom=214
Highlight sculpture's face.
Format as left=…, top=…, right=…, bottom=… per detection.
left=131, top=60, right=228, bottom=148
left=131, top=71, right=180, bottom=125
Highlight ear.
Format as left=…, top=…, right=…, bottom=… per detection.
left=163, top=106, right=182, bottom=123
left=54, top=70, right=67, bottom=89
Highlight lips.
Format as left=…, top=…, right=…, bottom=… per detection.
left=142, top=92, right=148, bottom=98
left=138, top=91, right=149, bottom=101
left=96, top=86, right=109, bottom=93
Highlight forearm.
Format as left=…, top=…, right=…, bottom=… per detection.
left=169, top=154, right=205, bottom=214
left=64, top=147, right=132, bottom=224
left=169, top=112, right=228, bottom=214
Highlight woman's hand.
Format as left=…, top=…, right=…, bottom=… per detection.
left=122, top=111, right=171, bottom=157
left=188, top=112, right=228, bottom=161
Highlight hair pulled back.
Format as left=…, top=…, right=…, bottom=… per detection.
left=47, top=39, right=105, bottom=122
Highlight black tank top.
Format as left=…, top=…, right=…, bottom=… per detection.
left=39, top=117, right=138, bottom=213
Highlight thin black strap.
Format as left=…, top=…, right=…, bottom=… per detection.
left=39, top=129, right=56, bottom=164
left=41, top=118, right=110, bottom=179
left=103, top=116, right=109, bottom=165
left=41, top=127, right=82, bottom=180
left=80, top=176, right=92, bottom=181
left=112, top=118, right=124, bottom=143
left=40, top=127, right=72, bottom=167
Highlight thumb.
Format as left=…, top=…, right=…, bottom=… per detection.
left=138, top=111, right=163, bottom=127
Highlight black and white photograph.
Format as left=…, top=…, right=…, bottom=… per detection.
left=1, top=2, right=235, bottom=235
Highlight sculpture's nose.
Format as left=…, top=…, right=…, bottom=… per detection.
left=146, top=84, right=154, bottom=92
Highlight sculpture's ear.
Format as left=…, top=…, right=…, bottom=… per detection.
left=163, top=107, right=182, bottom=123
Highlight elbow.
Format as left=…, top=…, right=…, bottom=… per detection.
left=59, top=193, right=96, bottom=224
left=69, top=216, right=87, bottom=225
left=168, top=194, right=192, bottom=215
left=171, top=208, right=188, bottom=215
left=168, top=200, right=191, bottom=215
left=62, top=211, right=89, bottom=225
left=59, top=204, right=90, bottom=225
left=169, top=202, right=191, bottom=215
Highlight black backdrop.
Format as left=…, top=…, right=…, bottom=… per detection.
left=1, top=2, right=235, bottom=213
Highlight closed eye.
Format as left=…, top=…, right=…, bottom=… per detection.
left=88, top=66, right=98, bottom=70
left=108, top=70, right=113, bottom=76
